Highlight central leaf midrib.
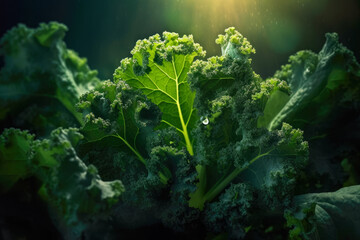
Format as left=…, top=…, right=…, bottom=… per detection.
left=172, top=55, right=194, bottom=155
left=173, top=56, right=186, bottom=130
left=147, top=55, right=191, bottom=135
left=125, top=54, right=194, bottom=155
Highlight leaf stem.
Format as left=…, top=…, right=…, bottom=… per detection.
left=172, top=55, right=194, bottom=156
left=204, top=150, right=273, bottom=203
left=189, top=149, right=273, bottom=209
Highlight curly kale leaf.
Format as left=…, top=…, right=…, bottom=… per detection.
left=77, top=80, right=152, bottom=162
left=0, top=22, right=100, bottom=136
left=114, top=31, right=206, bottom=155
left=187, top=27, right=309, bottom=216
left=189, top=27, right=257, bottom=117
left=31, top=128, right=124, bottom=235
left=204, top=183, right=253, bottom=239
left=77, top=81, right=199, bottom=229
left=260, top=33, right=360, bottom=131
left=0, top=127, right=124, bottom=236
left=77, top=80, right=173, bottom=184
left=256, top=33, right=360, bottom=192
left=77, top=80, right=199, bottom=232
left=77, top=128, right=200, bottom=233
left=285, top=185, right=360, bottom=240
left=150, top=145, right=199, bottom=231
left=77, top=79, right=200, bottom=232
left=0, top=128, right=34, bottom=192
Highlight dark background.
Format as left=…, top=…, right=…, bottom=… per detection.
left=0, top=0, right=359, bottom=80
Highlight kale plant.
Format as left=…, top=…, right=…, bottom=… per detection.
left=0, top=23, right=359, bottom=240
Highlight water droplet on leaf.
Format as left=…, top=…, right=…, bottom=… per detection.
left=202, top=118, right=209, bottom=125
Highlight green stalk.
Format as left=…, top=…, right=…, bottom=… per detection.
left=204, top=150, right=273, bottom=203
left=188, top=164, right=207, bottom=209
left=172, top=57, right=194, bottom=156
left=189, top=150, right=273, bottom=209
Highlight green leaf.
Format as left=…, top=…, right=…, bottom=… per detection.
left=0, top=22, right=100, bottom=134
left=114, top=32, right=205, bottom=155
left=285, top=185, right=360, bottom=240
left=187, top=27, right=261, bottom=210
left=257, top=90, right=290, bottom=129
left=215, top=27, right=256, bottom=59
left=265, top=33, right=360, bottom=130
left=31, top=128, right=125, bottom=233
left=78, top=80, right=156, bottom=165
left=78, top=80, right=173, bottom=184
left=0, top=128, right=34, bottom=192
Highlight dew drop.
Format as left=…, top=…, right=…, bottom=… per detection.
left=202, top=118, right=209, bottom=125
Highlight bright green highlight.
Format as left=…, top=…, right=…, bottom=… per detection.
left=114, top=32, right=205, bottom=155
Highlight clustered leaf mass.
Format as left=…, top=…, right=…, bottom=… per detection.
left=1, top=22, right=359, bottom=240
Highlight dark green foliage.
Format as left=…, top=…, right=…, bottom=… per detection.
left=31, top=128, right=124, bottom=233
left=259, top=32, right=360, bottom=193
left=205, top=183, right=253, bottom=239
left=0, top=128, right=34, bottom=192
left=0, top=128, right=124, bottom=237
left=0, top=22, right=100, bottom=136
left=1, top=23, right=359, bottom=240
left=187, top=28, right=308, bottom=217
left=263, top=33, right=360, bottom=131
left=285, top=185, right=360, bottom=240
